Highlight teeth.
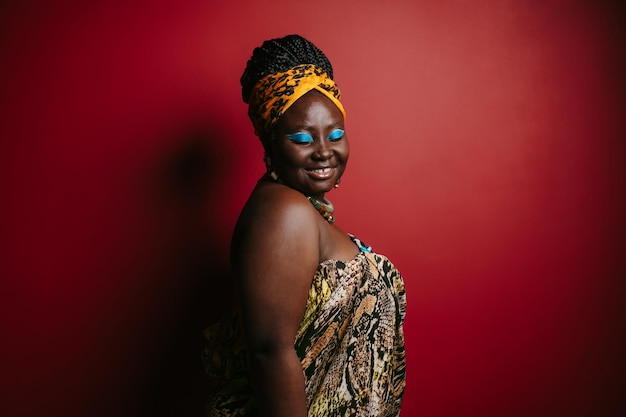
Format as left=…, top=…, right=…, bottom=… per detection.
left=312, top=168, right=331, bottom=173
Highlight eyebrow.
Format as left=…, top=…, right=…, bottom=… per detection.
left=288, top=121, right=344, bottom=131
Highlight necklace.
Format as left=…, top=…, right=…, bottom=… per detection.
left=264, top=172, right=336, bottom=224
left=307, top=196, right=336, bottom=224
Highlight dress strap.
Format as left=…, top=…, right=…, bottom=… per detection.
left=348, top=234, right=372, bottom=253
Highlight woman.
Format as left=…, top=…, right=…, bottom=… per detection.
left=203, top=34, right=406, bottom=416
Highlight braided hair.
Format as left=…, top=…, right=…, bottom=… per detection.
left=240, top=34, right=334, bottom=103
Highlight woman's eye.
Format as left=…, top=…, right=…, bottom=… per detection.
left=327, top=129, right=345, bottom=141
left=286, top=132, right=313, bottom=144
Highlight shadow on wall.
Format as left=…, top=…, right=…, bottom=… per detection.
left=134, top=125, right=239, bottom=417
left=0, top=3, right=249, bottom=417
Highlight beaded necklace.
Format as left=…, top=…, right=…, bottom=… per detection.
left=307, top=196, right=336, bottom=224
left=264, top=173, right=336, bottom=224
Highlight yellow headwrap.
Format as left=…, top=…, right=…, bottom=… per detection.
left=247, top=63, right=346, bottom=138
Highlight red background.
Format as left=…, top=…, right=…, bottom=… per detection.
left=2, top=1, right=625, bottom=416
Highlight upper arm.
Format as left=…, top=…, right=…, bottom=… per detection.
left=233, top=190, right=320, bottom=354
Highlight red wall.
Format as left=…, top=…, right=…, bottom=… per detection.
left=2, top=1, right=624, bottom=416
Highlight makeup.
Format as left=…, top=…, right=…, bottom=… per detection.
left=286, top=129, right=345, bottom=144
left=327, top=129, right=345, bottom=141
left=286, top=132, right=314, bottom=144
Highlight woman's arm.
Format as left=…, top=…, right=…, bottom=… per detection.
left=232, top=188, right=319, bottom=417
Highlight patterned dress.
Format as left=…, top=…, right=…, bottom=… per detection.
left=202, top=236, right=406, bottom=416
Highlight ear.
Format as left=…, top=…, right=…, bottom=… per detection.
left=261, top=139, right=272, bottom=172
left=260, top=131, right=274, bottom=147
left=264, top=155, right=272, bottom=171
left=260, top=133, right=274, bottom=157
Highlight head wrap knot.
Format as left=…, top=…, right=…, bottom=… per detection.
left=247, top=64, right=346, bottom=138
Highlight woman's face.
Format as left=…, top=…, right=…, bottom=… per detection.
left=269, top=90, right=349, bottom=200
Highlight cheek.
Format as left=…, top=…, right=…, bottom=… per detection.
left=337, top=142, right=350, bottom=162
left=277, top=145, right=309, bottom=166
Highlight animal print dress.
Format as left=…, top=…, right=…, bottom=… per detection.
left=202, top=236, right=406, bottom=416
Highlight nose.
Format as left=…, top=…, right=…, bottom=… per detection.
left=312, top=137, right=333, bottom=160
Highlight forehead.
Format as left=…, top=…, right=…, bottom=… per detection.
left=277, top=90, right=344, bottom=130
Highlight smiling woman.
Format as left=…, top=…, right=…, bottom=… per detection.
left=271, top=90, right=349, bottom=200
left=202, top=34, right=407, bottom=416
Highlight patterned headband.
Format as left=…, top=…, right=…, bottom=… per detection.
left=247, top=63, right=346, bottom=138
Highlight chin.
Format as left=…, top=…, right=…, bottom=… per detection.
left=308, top=184, right=336, bottom=197
left=284, top=173, right=339, bottom=196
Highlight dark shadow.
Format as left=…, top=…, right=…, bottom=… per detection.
left=131, top=123, right=239, bottom=417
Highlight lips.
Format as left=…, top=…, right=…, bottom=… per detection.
left=307, top=167, right=335, bottom=179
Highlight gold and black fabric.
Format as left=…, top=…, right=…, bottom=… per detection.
left=247, top=63, right=346, bottom=138
left=202, top=236, right=407, bottom=416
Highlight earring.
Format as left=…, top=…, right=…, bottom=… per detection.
left=334, top=178, right=341, bottom=188
left=264, top=155, right=279, bottom=182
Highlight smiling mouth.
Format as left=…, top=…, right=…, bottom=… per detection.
left=307, top=167, right=335, bottom=179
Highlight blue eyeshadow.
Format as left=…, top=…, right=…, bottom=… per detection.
left=327, top=129, right=344, bottom=141
left=286, top=132, right=314, bottom=143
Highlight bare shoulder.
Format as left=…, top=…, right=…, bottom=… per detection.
left=231, top=181, right=321, bottom=273
left=243, top=181, right=317, bottom=224
left=232, top=181, right=322, bottom=348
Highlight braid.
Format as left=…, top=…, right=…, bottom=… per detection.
left=241, top=34, right=334, bottom=103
